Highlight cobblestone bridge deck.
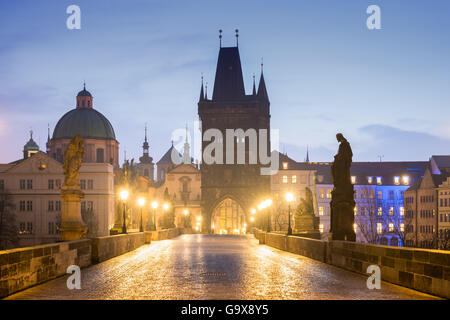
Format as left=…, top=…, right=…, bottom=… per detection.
left=5, top=234, right=439, bottom=300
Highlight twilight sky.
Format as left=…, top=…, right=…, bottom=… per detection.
left=1, top=0, right=449, bottom=164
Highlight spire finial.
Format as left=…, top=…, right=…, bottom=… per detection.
left=235, top=29, right=239, bottom=47
left=47, top=123, right=50, bottom=139
left=261, top=57, right=264, bottom=73
left=144, top=122, right=148, bottom=142
left=83, top=80, right=86, bottom=90
left=219, top=29, right=222, bottom=48
left=30, top=129, right=33, bottom=139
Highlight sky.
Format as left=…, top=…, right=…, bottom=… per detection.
left=0, top=0, right=449, bottom=164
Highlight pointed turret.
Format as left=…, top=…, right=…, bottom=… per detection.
left=199, top=76, right=205, bottom=102
left=46, top=123, right=50, bottom=153
left=183, top=124, right=191, bottom=164
left=305, top=145, right=310, bottom=163
left=257, top=67, right=269, bottom=102
left=140, top=124, right=153, bottom=164
left=252, top=74, right=256, bottom=96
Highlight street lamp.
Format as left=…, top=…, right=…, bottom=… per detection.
left=138, top=197, right=145, bottom=232
left=151, top=201, right=158, bottom=231
left=120, top=190, right=129, bottom=234
left=285, top=192, right=294, bottom=235
left=265, top=199, right=272, bottom=232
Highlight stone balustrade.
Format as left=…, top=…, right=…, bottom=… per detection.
left=257, top=231, right=450, bottom=299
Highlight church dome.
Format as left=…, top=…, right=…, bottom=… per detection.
left=52, top=85, right=116, bottom=141
left=52, top=107, right=116, bottom=140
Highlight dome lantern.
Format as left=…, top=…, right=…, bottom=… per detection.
left=76, top=82, right=93, bottom=108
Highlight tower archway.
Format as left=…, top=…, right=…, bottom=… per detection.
left=211, top=198, right=247, bottom=234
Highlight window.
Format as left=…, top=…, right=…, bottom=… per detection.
left=282, top=162, right=288, bottom=170
left=377, top=223, right=383, bottom=234
left=361, top=189, right=367, bottom=199
left=327, top=189, right=332, bottom=199
left=400, top=207, right=404, bottom=216
left=389, top=223, right=394, bottom=232
left=376, top=177, right=382, bottom=185
left=55, top=201, right=61, bottom=211
left=26, top=179, right=32, bottom=189
left=367, top=176, right=373, bottom=184
left=400, top=223, right=405, bottom=233
left=0, top=179, right=4, bottom=190
left=291, top=175, right=297, bottom=184
left=378, top=207, right=383, bottom=216
left=26, top=222, right=33, bottom=234
left=319, top=224, right=324, bottom=233
left=389, top=191, right=394, bottom=200
left=19, top=200, right=25, bottom=211
left=377, top=191, right=382, bottom=199
left=48, top=222, right=55, bottom=235
left=55, top=179, right=61, bottom=189
left=319, top=206, right=324, bottom=216
left=48, top=201, right=54, bottom=211
left=361, top=207, right=366, bottom=216
left=26, top=200, right=33, bottom=211
left=389, top=207, right=394, bottom=215
left=48, top=179, right=54, bottom=190
left=80, top=180, right=86, bottom=190
left=319, top=189, right=324, bottom=199
left=353, top=223, right=357, bottom=233
left=282, top=175, right=288, bottom=184
left=88, top=179, right=93, bottom=190
left=369, top=190, right=374, bottom=199
left=351, top=176, right=356, bottom=184
left=402, top=176, right=409, bottom=185
left=20, top=179, right=25, bottom=189
left=394, top=176, right=400, bottom=185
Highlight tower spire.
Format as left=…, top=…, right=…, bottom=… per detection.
left=46, top=123, right=50, bottom=153
left=235, top=29, right=239, bottom=47
left=257, top=58, right=269, bottom=102
left=199, top=74, right=205, bottom=102
left=305, top=145, right=310, bottom=162
left=183, top=123, right=191, bottom=164
left=205, top=82, right=208, bottom=100
left=252, top=74, right=256, bottom=95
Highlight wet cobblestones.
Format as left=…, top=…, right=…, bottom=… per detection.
left=5, top=234, right=439, bottom=300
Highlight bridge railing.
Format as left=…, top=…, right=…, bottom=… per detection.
left=256, top=230, right=450, bottom=299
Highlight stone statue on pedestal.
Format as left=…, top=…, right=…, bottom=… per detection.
left=60, top=135, right=88, bottom=240
left=329, top=133, right=356, bottom=241
left=294, top=188, right=320, bottom=239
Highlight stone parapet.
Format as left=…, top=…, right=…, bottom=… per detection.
left=0, top=239, right=91, bottom=298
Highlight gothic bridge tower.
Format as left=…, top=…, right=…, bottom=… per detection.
left=198, top=34, right=271, bottom=234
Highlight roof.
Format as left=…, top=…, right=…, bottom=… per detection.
left=212, top=47, right=246, bottom=101
left=430, top=155, right=450, bottom=174
left=52, top=108, right=116, bottom=140
left=157, top=145, right=182, bottom=164
left=24, top=137, right=39, bottom=151
left=77, top=89, right=92, bottom=97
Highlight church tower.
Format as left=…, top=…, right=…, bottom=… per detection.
left=198, top=32, right=271, bottom=233
left=137, top=124, right=155, bottom=181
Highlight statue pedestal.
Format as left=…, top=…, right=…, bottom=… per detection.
left=330, top=199, right=356, bottom=242
left=60, top=188, right=87, bottom=241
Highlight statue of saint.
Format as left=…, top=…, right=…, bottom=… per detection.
left=331, top=133, right=353, bottom=189
left=62, top=135, right=84, bottom=189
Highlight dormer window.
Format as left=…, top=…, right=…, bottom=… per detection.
left=376, top=177, right=382, bottom=185
left=351, top=176, right=356, bottom=184
left=402, top=175, right=409, bottom=185
left=282, top=162, right=288, bottom=170
left=394, top=176, right=400, bottom=185
left=367, top=176, right=373, bottom=184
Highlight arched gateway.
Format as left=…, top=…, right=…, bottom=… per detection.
left=198, top=41, right=271, bottom=233
left=211, top=198, right=247, bottom=234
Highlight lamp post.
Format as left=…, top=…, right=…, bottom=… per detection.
left=183, top=209, right=189, bottom=228
left=151, top=201, right=158, bottom=231
left=163, top=202, right=170, bottom=229
left=138, top=197, right=145, bottom=232
left=285, top=193, right=294, bottom=235
left=120, top=190, right=129, bottom=234
left=265, top=199, right=272, bottom=232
